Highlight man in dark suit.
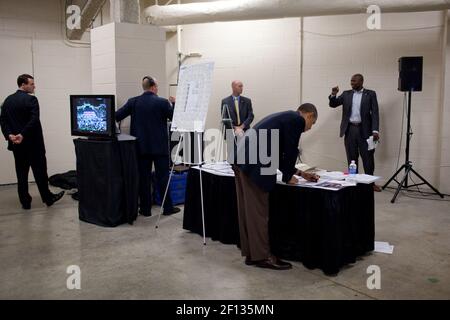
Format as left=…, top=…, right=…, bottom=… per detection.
left=233, top=103, right=319, bottom=270
left=221, top=80, right=254, bottom=137
left=0, top=74, right=64, bottom=209
left=329, top=74, right=381, bottom=192
left=116, top=76, right=181, bottom=216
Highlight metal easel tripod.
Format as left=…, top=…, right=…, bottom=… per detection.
left=216, top=103, right=236, bottom=162
left=382, top=90, right=444, bottom=203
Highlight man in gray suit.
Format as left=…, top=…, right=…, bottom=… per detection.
left=329, top=74, right=381, bottom=192
left=221, top=80, right=254, bottom=137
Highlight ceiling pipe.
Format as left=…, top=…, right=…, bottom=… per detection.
left=144, top=0, right=450, bottom=26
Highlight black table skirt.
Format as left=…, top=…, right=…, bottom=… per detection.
left=183, top=168, right=374, bottom=275
left=74, top=138, right=139, bottom=227
left=183, top=169, right=240, bottom=245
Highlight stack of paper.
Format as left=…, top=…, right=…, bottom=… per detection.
left=288, top=177, right=356, bottom=191
left=351, top=174, right=381, bottom=184
left=196, top=162, right=235, bottom=177
left=374, top=241, right=394, bottom=254
left=319, top=171, right=347, bottom=181
left=311, top=180, right=356, bottom=191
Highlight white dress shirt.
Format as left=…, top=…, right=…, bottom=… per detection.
left=350, top=88, right=363, bottom=123
left=330, top=88, right=379, bottom=134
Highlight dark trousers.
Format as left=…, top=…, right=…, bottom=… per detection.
left=233, top=166, right=270, bottom=261
left=12, top=147, right=52, bottom=205
left=137, top=153, right=173, bottom=213
left=344, top=124, right=375, bottom=175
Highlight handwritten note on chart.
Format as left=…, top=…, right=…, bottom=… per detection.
left=171, top=62, right=214, bottom=133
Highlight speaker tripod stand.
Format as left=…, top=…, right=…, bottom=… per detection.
left=382, top=90, right=444, bottom=203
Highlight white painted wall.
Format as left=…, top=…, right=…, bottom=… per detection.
left=169, top=11, right=450, bottom=193
left=0, top=0, right=92, bottom=184
left=169, top=18, right=301, bottom=130
left=439, top=11, right=450, bottom=194
left=91, top=22, right=167, bottom=133
left=301, top=12, right=446, bottom=191
left=1, top=1, right=448, bottom=195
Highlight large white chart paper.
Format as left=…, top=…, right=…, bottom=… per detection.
left=171, top=62, right=214, bottom=133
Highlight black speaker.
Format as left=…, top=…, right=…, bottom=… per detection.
left=398, top=56, right=423, bottom=92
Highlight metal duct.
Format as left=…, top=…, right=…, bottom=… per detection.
left=144, top=0, right=450, bottom=26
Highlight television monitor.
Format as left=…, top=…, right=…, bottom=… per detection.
left=70, top=95, right=116, bottom=138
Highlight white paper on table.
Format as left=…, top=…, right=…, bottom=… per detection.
left=374, top=241, right=394, bottom=254
left=203, top=162, right=230, bottom=170
left=285, top=177, right=356, bottom=191
left=367, top=136, right=379, bottom=151
left=311, top=180, right=355, bottom=190
left=319, top=171, right=346, bottom=181
left=352, top=174, right=381, bottom=184
left=194, top=162, right=235, bottom=177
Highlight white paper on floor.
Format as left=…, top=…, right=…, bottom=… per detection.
left=374, top=241, right=394, bottom=254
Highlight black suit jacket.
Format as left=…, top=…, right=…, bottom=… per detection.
left=237, top=111, right=305, bottom=193
left=221, top=95, right=254, bottom=130
left=329, top=89, right=379, bottom=139
left=116, top=91, right=174, bottom=155
left=0, top=90, right=45, bottom=152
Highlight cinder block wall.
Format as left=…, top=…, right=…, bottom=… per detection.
left=0, top=0, right=92, bottom=184
left=169, top=11, right=449, bottom=193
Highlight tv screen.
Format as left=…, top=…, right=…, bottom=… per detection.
left=70, top=95, right=116, bottom=138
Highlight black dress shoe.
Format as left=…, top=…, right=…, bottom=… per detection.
left=245, top=257, right=257, bottom=266
left=22, top=203, right=31, bottom=210
left=21, top=196, right=32, bottom=210
left=163, top=207, right=181, bottom=215
left=255, top=256, right=292, bottom=270
left=45, top=191, right=65, bottom=207
left=139, top=211, right=152, bottom=217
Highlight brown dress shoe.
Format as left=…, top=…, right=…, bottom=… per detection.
left=373, top=184, right=382, bottom=192
left=274, top=257, right=292, bottom=267
left=245, top=257, right=257, bottom=266
left=255, top=256, right=292, bottom=270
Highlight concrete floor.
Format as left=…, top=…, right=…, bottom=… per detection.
left=0, top=183, right=449, bottom=300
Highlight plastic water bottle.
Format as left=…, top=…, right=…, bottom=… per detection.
left=349, top=160, right=357, bottom=176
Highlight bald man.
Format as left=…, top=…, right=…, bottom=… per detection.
left=115, top=76, right=181, bottom=216
left=329, top=74, right=381, bottom=192
left=221, top=81, right=254, bottom=137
